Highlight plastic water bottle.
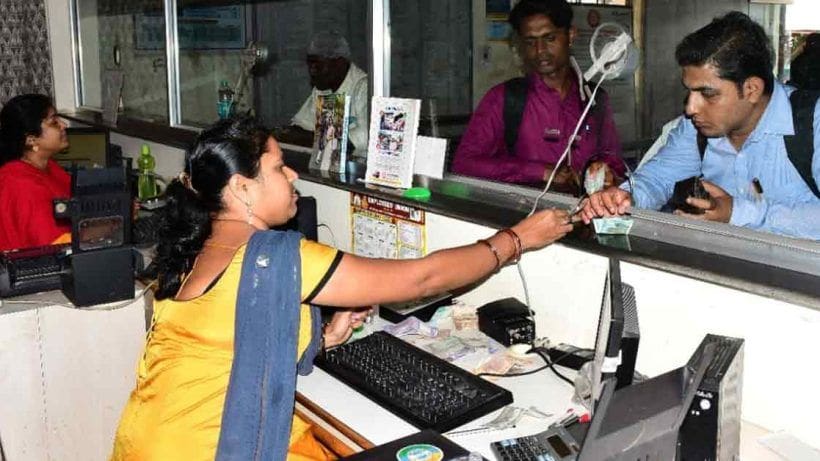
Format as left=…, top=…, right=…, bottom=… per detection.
left=217, top=80, right=234, bottom=119
left=137, top=144, right=158, bottom=200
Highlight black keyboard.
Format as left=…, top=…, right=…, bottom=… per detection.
left=314, top=331, right=513, bottom=432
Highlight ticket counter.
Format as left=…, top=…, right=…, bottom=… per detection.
left=283, top=149, right=820, bottom=454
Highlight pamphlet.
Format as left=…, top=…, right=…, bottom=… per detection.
left=310, top=93, right=350, bottom=173
left=365, top=96, right=421, bottom=188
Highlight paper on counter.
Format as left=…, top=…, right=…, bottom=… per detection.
left=414, top=135, right=447, bottom=179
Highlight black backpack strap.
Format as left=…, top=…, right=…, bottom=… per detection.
left=784, top=89, right=820, bottom=198
left=696, top=132, right=707, bottom=160
left=503, top=77, right=529, bottom=155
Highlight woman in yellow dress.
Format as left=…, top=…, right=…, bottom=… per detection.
left=110, top=117, right=573, bottom=460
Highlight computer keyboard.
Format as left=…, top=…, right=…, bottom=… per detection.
left=314, top=331, right=513, bottom=433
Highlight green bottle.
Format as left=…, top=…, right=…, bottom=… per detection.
left=137, top=144, right=157, bottom=200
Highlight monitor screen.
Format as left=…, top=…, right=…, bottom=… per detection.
left=590, top=258, right=625, bottom=409
left=55, top=127, right=110, bottom=168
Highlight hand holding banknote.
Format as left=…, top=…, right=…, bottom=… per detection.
left=579, top=186, right=633, bottom=224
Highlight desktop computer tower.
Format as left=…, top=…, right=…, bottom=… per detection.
left=678, top=334, right=744, bottom=460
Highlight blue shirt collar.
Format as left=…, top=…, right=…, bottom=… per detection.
left=750, top=81, right=794, bottom=141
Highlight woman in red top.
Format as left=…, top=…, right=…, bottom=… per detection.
left=0, top=94, right=71, bottom=251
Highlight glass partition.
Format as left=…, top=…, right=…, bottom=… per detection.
left=69, top=0, right=817, bottom=243
left=384, top=2, right=816, bottom=242
left=74, top=0, right=169, bottom=122
left=388, top=0, right=473, bottom=163
left=388, top=2, right=635, bottom=188
left=173, top=0, right=370, bottom=143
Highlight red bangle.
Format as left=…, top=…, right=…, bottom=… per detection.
left=498, top=228, right=522, bottom=262
left=477, top=239, right=501, bottom=271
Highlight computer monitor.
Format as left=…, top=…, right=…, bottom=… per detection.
left=273, top=196, right=318, bottom=241
left=590, top=258, right=626, bottom=407
left=54, top=127, right=110, bottom=168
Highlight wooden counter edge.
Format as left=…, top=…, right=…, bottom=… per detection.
left=295, top=392, right=375, bottom=457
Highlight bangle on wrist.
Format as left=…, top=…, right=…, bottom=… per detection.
left=476, top=239, right=501, bottom=271
left=498, top=228, right=522, bottom=262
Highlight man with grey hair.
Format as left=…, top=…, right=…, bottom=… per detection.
left=281, top=30, right=369, bottom=157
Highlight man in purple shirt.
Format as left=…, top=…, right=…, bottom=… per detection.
left=451, top=0, right=625, bottom=190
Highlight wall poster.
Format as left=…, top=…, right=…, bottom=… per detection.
left=135, top=5, right=246, bottom=50
left=350, top=192, right=426, bottom=260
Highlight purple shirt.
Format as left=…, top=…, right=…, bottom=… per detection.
left=451, top=72, right=625, bottom=184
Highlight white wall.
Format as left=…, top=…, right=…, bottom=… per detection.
left=295, top=178, right=820, bottom=450
left=45, top=0, right=77, bottom=110
left=110, top=132, right=186, bottom=180
left=78, top=0, right=102, bottom=108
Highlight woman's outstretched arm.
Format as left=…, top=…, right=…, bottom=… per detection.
left=310, top=208, right=572, bottom=308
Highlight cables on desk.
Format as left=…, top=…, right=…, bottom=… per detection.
left=478, top=347, right=575, bottom=387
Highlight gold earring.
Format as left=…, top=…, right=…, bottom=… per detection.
left=32, top=145, right=39, bottom=152
left=245, top=201, right=254, bottom=225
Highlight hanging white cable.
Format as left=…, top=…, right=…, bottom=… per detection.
left=529, top=74, right=606, bottom=217
left=515, top=74, right=606, bottom=333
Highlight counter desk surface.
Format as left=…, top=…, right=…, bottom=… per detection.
left=295, top=324, right=789, bottom=461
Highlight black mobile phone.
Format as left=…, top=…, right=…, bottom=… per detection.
left=670, top=176, right=708, bottom=214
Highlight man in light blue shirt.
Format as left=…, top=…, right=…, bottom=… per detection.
left=580, top=12, right=820, bottom=240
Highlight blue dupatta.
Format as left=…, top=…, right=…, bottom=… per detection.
left=216, top=230, right=322, bottom=461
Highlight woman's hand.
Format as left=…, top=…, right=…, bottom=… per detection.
left=323, top=307, right=372, bottom=348
left=511, top=208, right=574, bottom=251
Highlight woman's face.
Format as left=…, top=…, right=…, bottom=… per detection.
left=30, top=108, right=68, bottom=156
left=249, top=137, right=300, bottom=226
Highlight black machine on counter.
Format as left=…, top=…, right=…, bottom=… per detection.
left=0, top=244, right=70, bottom=298
left=53, top=167, right=136, bottom=307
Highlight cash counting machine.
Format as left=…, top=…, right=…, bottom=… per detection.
left=53, top=167, right=135, bottom=306
left=1, top=168, right=136, bottom=305
left=1, top=167, right=136, bottom=304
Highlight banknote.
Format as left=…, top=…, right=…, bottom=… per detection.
left=592, top=216, right=634, bottom=235
left=584, top=165, right=607, bottom=194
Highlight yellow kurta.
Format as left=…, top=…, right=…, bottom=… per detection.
left=111, top=239, right=341, bottom=461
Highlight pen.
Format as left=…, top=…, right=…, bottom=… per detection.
left=569, top=194, right=588, bottom=216
left=752, top=178, right=764, bottom=195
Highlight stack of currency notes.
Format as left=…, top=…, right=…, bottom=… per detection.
left=592, top=216, right=634, bottom=235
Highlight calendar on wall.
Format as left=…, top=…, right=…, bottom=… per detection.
left=350, top=192, right=426, bottom=260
